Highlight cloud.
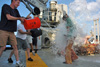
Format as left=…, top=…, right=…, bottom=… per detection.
left=68, top=0, right=100, bottom=35
left=87, top=2, right=100, bottom=12
left=96, top=0, right=100, bottom=3
left=69, top=0, right=100, bottom=21
left=74, top=0, right=87, bottom=3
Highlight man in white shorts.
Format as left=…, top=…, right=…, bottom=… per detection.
left=26, top=30, right=35, bottom=55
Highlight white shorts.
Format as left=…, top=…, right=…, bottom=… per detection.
left=26, top=35, right=32, bottom=43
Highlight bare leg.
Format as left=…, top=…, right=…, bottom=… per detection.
left=12, top=45, right=19, bottom=61
left=0, top=46, right=6, bottom=57
left=30, top=43, right=35, bottom=52
left=26, top=47, right=33, bottom=61
left=30, top=43, right=35, bottom=56
left=8, top=50, right=14, bottom=59
left=27, top=48, right=30, bottom=58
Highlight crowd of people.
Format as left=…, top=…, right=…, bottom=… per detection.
left=0, top=0, right=79, bottom=66
left=0, top=0, right=40, bottom=66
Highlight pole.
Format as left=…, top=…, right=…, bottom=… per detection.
left=94, top=20, right=96, bottom=44
left=97, top=19, right=99, bottom=44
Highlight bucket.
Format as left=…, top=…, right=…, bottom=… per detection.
left=24, top=17, right=41, bottom=30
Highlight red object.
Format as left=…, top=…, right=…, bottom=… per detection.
left=71, top=49, right=78, bottom=61
left=24, top=17, right=41, bottom=30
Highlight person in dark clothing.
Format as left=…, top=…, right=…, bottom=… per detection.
left=0, top=0, right=28, bottom=66
left=31, top=28, right=42, bottom=55
left=29, top=7, right=41, bottom=55
left=30, top=28, right=39, bottom=55
left=33, top=37, right=38, bottom=53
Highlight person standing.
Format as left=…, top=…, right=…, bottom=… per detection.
left=29, top=8, right=41, bottom=55
left=0, top=0, right=25, bottom=66
left=63, top=14, right=78, bottom=64
left=26, top=29, right=36, bottom=55
left=16, top=20, right=33, bottom=61
left=32, top=28, right=41, bottom=54
left=31, top=13, right=41, bottom=54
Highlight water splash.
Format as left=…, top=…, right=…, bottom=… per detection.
left=50, top=14, right=87, bottom=55
left=49, top=0, right=100, bottom=63
left=51, top=20, right=67, bottom=55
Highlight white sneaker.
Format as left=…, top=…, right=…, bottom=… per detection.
left=32, top=51, right=35, bottom=56
left=16, top=62, right=25, bottom=67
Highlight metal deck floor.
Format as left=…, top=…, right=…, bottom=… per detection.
left=0, top=49, right=100, bottom=67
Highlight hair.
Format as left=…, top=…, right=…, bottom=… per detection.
left=11, top=0, right=20, bottom=3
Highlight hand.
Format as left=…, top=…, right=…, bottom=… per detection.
left=27, top=32, right=32, bottom=35
left=19, top=17, right=25, bottom=22
left=66, top=26, right=70, bottom=29
left=26, top=16, right=32, bottom=19
left=67, top=27, right=70, bottom=31
left=26, top=13, right=32, bottom=19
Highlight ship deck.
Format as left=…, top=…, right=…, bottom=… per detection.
left=0, top=49, right=100, bottom=67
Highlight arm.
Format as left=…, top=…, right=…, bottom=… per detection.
left=2, top=4, right=25, bottom=22
left=17, top=24, right=31, bottom=35
left=6, top=14, right=23, bottom=21
left=26, top=13, right=32, bottom=19
left=18, top=29, right=31, bottom=35
left=27, top=29, right=31, bottom=32
left=66, top=26, right=70, bottom=31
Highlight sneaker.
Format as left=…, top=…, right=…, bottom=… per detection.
left=28, top=57, right=33, bottom=61
left=16, top=62, right=24, bottom=67
left=32, top=51, right=35, bottom=56
left=35, top=49, right=38, bottom=53
left=63, top=62, right=67, bottom=64
left=30, top=49, right=32, bottom=52
left=8, top=58, right=13, bottom=63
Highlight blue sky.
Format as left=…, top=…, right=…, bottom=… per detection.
left=0, top=0, right=74, bottom=17
left=0, top=0, right=98, bottom=19
left=0, top=0, right=100, bottom=35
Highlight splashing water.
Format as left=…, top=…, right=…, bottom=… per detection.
left=49, top=14, right=99, bottom=62
left=51, top=12, right=87, bottom=52
left=48, top=0, right=100, bottom=63
left=51, top=20, right=67, bottom=55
